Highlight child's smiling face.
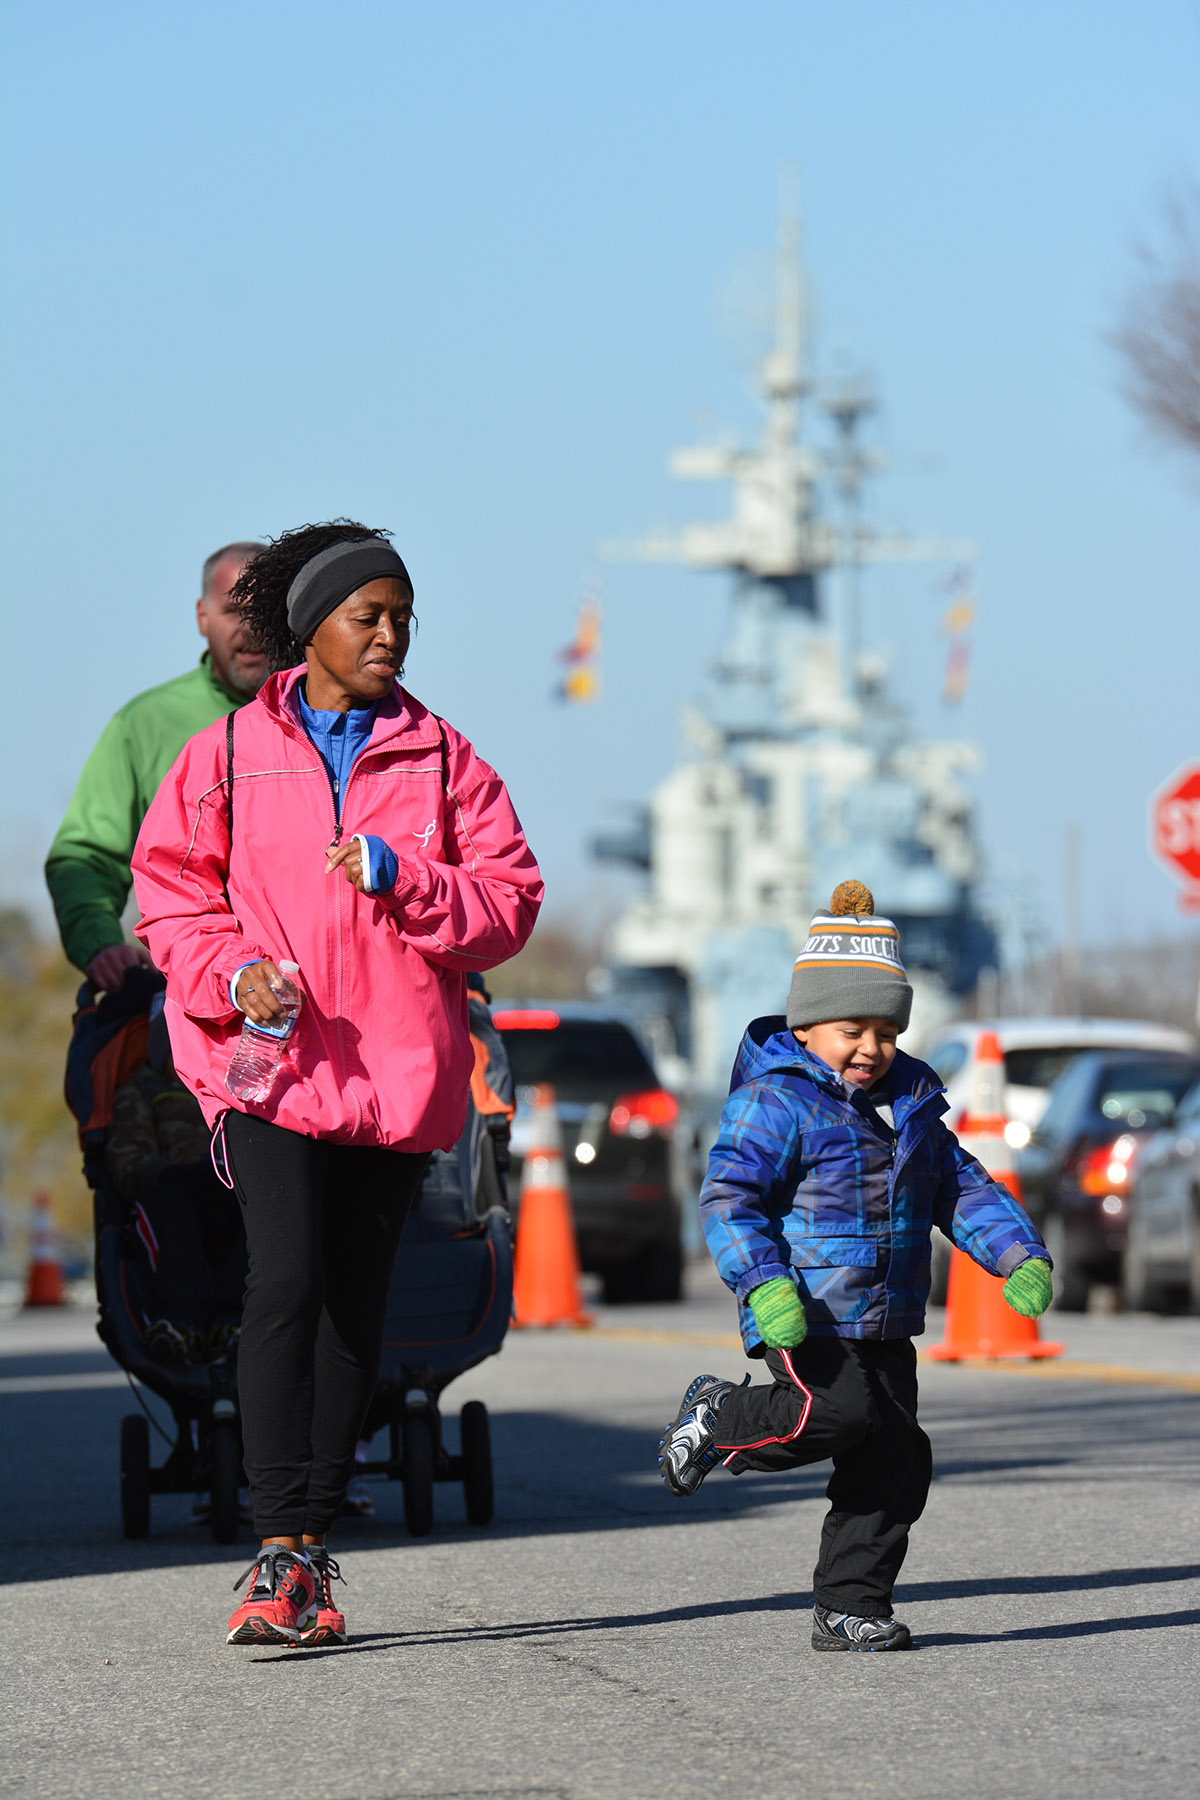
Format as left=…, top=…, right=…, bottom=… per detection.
left=792, top=1017, right=899, bottom=1089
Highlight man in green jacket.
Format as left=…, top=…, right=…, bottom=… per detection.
left=46, top=542, right=266, bottom=990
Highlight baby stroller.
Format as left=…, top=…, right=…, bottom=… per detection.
left=71, top=970, right=513, bottom=1544
left=67, top=966, right=249, bottom=1544
left=357, top=983, right=515, bottom=1536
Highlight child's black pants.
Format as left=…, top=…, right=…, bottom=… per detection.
left=223, top=1111, right=428, bottom=1539
left=711, top=1336, right=931, bottom=1618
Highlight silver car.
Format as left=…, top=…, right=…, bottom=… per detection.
left=1123, top=1075, right=1200, bottom=1312
left=919, top=1017, right=1197, bottom=1147
left=918, top=1018, right=1196, bottom=1305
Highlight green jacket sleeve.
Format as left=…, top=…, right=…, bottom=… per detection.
left=44, top=713, right=144, bottom=972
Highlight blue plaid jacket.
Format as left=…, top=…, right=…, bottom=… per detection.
left=699, top=1017, right=1049, bottom=1350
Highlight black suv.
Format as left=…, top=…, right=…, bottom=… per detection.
left=494, top=1006, right=683, bottom=1304
left=1018, top=1047, right=1200, bottom=1310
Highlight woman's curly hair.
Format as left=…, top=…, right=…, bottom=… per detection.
left=231, top=519, right=396, bottom=671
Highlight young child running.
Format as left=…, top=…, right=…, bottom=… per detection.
left=658, top=880, right=1053, bottom=1653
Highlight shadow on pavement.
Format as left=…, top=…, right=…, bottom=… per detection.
left=236, top=1570, right=1200, bottom=1666
left=1, top=1388, right=836, bottom=1583
left=917, top=1607, right=1200, bottom=1647
left=903, top=1563, right=1200, bottom=1600
left=5, top=1331, right=1200, bottom=1584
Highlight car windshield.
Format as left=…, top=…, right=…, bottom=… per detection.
left=499, top=1021, right=657, bottom=1089
left=1005, top=1046, right=1118, bottom=1090
left=927, top=1040, right=968, bottom=1083
left=1095, top=1062, right=1200, bottom=1130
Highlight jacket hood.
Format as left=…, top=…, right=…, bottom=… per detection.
left=731, top=1014, right=945, bottom=1112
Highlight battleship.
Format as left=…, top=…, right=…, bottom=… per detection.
left=595, top=209, right=998, bottom=1099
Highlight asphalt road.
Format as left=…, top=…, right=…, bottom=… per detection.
left=3, top=1265, right=1199, bottom=1800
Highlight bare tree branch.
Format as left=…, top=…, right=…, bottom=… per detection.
left=1114, top=184, right=1200, bottom=461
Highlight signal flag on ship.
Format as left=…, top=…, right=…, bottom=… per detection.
left=554, top=594, right=602, bottom=703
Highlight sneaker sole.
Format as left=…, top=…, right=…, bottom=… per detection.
left=658, top=1374, right=725, bottom=1496
left=227, top=1616, right=301, bottom=1645
left=298, top=1622, right=347, bottom=1646
left=657, top=1439, right=704, bottom=1497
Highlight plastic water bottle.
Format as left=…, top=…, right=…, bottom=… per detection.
left=225, top=961, right=303, bottom=1102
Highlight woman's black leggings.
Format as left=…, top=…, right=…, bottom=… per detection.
left=223, top=1111, right=428, bottom=1538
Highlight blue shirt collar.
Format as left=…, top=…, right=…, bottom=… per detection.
left=296, top=682, right=381, bottom=820
left=296, top=682, right=378, bottom=733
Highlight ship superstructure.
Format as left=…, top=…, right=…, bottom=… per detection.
left=597, top=211, right=996, bottom=1093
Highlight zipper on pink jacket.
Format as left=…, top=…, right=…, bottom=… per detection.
left=321, top=723, right=438, bottom=1136
left=323, top=794, right=354, bottom=1121
left=331, top=767, right=367, bottom=1132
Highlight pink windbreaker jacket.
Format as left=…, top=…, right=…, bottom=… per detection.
left=131, top=669, right=543, bottom=1152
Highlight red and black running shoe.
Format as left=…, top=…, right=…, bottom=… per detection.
left=227, top=1544, right=317, bottom=1646
left=298, top=1547, right=347, bottom=1646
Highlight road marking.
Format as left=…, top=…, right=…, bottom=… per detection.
left=590, top=1327, right=1200, bottom=1393
left=594, top=1327, right=743, bottom=1351
left=0, top=1371, right=128, bottom=1395
left=920, top=1356, right=1200, bottom=1394
left=7, top=1341, right=1198, bottom=1397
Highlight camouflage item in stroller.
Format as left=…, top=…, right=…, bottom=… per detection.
left=66, top=967, right=248, bottom=1542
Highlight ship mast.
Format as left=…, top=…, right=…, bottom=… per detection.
left=601, top=197, right=973, bottom=690
left=597, top=191, right=993, bottom=1089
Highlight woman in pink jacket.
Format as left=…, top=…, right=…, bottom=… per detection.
left=133, top=521, right=542, bottom=1647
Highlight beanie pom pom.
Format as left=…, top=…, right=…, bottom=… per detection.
left=829, top=879, right=875, bottom=918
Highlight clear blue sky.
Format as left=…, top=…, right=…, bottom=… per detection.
left=2, top=0, right=1197, bottom=952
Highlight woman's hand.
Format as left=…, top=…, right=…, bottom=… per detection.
left=325, top=835, right=406, bottom=896
left=234, top=959, right=288, bottom=1026
left=326, top=839, right=367, bottom=890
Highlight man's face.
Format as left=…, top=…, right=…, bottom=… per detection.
left=196, top=555, right=268, bottom=696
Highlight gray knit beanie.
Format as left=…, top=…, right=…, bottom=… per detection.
left=786, top=880, right=913, bottom=1032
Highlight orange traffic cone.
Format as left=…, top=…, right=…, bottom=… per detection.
left=23, top=1191, right=66, bottom=1308
left=928, top=1031, right=1062, bottom=1362
left=512, top=1084, right=592, bottom=1328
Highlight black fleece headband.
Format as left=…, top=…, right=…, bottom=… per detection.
left=286, top=538, right=414, bottom=642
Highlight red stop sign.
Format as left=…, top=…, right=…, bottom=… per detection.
left=1151, top=763, right=1200, bottom=888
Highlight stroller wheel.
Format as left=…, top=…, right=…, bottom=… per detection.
left=402, top=1411, right=435, bottom=1538
left=210, top=1419, right=242, bottom=1545
left=120, top=1414, right=151, bottom=1539
left=460, top=1401, right=494, bottom=1526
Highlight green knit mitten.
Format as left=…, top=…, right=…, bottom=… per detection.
left=747, top=1277, right=807, bottom=1348
left=1002, top=1258, right=1053, bottom=1318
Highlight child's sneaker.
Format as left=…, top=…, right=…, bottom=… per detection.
left=299, top=1547, right=347, bottom=1646
left=341, top=1473, right=374, bottom=1518
left=192, top=1486, right=254, bottom=1526
left=811, top=1604, right=912, bottom=1652
left=658, top=1372, right=744, bottom=1495
left=226, top=1544, right=317, bottom=1645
